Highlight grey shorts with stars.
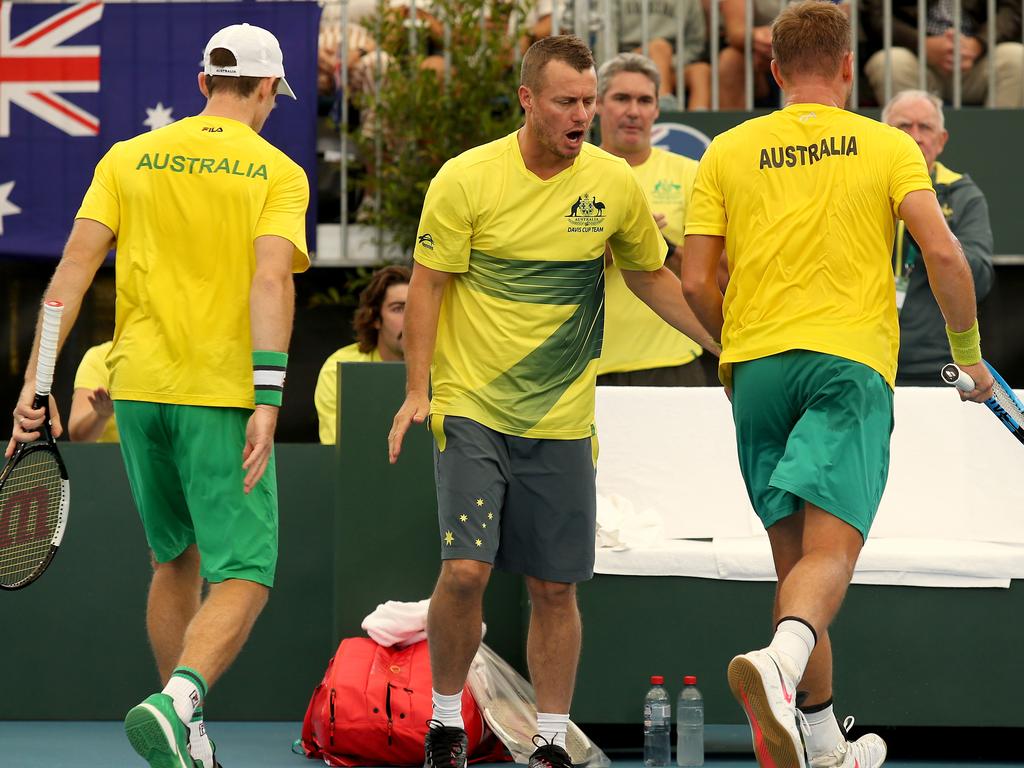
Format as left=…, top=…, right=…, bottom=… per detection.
left=430, top=415, right=597, bottom=584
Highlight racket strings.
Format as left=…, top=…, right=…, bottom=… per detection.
left=0, top=452, right=63, bottom=585
left=992, top=384, right=1024, bottom=427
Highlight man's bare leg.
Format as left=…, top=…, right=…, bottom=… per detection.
left=146, top=546, right=203, bottom=683
left=526, top=577, right=580, bottom=753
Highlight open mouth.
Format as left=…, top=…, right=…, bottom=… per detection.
left=566, top=129, right=584, bottom=144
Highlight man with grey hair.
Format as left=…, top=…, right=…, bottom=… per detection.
left=882, top=89, right=995, bottom=385
left=596, top=53, right=715, bottom=386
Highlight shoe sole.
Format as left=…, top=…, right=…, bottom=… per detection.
left=124, top=702, right=192, bottom=768
left=727, top=656, right=804, bottom=768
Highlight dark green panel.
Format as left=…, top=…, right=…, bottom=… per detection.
left=574, top=576, right=1024, bottom=727
left=2, top=443, right=335, bottom=721
left=334, top=362, right=526, bottom=672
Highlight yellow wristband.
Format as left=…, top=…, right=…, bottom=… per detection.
left=946, top=320, right=982, bottom=366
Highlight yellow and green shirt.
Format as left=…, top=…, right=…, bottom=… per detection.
left=685, top=104, right=933, bottom=388
left=73, top=340, right=118, bottom=443
left=600, top=147, right=702, bottom=375
left=76, top=115, right=310, bottom=409
left=314, top=343, right=383, bottom=444
left=414, top=131, right=665, bottom=439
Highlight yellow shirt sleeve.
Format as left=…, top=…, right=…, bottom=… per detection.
left=413, top=162, right=473, bottom=273
left=75, top=146, right=121, bottom=234
left=314, top=354, right=338, bottom=445
left=255, top=159, right=310, bottom=273
left=607, top=169, right=663, bottom=272
left=73, top=342, right=112, bottom=391
left=684, top=139, right=727, bottom=237
left=890, top=129, right=935, bottom=216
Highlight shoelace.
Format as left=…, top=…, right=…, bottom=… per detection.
left=426, top=720, right=466, bottom=768
left=795, top=707, right=812, bottom=740
left=530, top=735, right=573, bottom=768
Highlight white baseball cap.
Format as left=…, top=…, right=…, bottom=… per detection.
left=203, top=23, right=296, bottom=99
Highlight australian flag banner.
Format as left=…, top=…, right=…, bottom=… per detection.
left=0, top=0, right=320, bottom=258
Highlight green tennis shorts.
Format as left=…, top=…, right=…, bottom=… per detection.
left=113, top=401, right=278, bottom=586
left=430, top=415, right=597, bottom=584
left=730, top=350, right=894, bottom=539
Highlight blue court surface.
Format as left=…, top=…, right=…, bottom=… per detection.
left=1, top=722, right=1022, bottom=768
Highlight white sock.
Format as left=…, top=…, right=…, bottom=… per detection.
left=769, top=618, right=817, bottom=682
left=801, top=702, right=846, bottom=758
left=188, top=711, right=215, bottom=767
left=432, top=689, right=465, bottom=729
left=162, top=674, right=202, bottom=724
left=536, top=712, right=569, bottom=749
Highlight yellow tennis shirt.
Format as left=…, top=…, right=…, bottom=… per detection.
left=76, top=115, right=310, bottom=409
left=685, top=104, right=933, bottom=388
left=414, top=131, right=665, bottom=439
left=599, top=146, right=702, bottom=375
left=314, top=343, right=383, bottom=445
left=73, top=340, right=119, bottom=443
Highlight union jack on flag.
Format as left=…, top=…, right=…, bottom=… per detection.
left=0, top=0, right=103, bottom=137
left=0, top=0, right=319, bottom=259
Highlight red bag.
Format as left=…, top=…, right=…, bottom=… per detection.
left=300, top=638, right=509, bottom=766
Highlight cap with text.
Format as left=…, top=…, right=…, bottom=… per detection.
left=203, top=23, right=296, bottom=99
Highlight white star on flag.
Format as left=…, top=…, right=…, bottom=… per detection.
left=143, top=102, right=175, bottom=131
left=0, top=181, right=22, bottom=236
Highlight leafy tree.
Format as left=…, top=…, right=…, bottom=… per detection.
left=353, top=0, right=532, bottom=255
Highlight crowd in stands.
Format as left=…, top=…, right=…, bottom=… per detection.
left=316, top=0, right=1022, bottom=119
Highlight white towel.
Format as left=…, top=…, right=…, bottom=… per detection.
left=361, top=599, right=430, bottom=647
left=362, top=599, right=487, bottom=647
left=595, top=492, right=666, bottom=550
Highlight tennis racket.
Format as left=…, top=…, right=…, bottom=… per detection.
left=941, top=360, right=1024, bottom=447
left=0, top=301, right=70, bottom=590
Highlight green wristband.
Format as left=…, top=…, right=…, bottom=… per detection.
left=253, top=350, right=288, bottom=407
left=946, top=320, right=982, bottom=366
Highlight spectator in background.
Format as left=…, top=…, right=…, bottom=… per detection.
left=718, top=0, right=781, bottom=108
left=882, top=90, right=995, bottom=385
left=526, top=0, right=712, bottom=109
left=314, top=265, right=410, bottom=444
left=68, top=340, right=119, bottom=443
left=864, top=0, right=1024, bottom=107
left=596, top=53, right=714, bottom=385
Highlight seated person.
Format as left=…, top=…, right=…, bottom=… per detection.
left=864, top=0, right=1024, bottom=107
left=881, top=90, right=995, bottom=384
left=315, top=265, right=410, bottom=444
left=525, top=0, right=711, bottom=109
left=718, top=0, right=781, bottom=108
left=68, top=340, right=118, bottom=443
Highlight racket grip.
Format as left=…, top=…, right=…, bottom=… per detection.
left=35, top=300, right=64, bottom=399
left=940, top=362, right=975, bottom=393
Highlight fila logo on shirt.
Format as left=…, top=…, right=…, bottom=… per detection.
left=566, top=194, right=606, bottom=233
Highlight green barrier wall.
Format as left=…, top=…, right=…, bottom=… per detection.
left=4, top=363, right=1022, bottom=727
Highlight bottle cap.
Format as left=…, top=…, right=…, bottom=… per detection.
left=650, top=675, right=664, bottom=685
left=684, top=675, right=697, bottom=685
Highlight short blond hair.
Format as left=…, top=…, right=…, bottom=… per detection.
left=521, top=35, right=595, bottom=93
left=772, top=1, right=850, bottom=81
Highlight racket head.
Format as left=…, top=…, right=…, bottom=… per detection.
left=0, top=406, right=70, bottom=590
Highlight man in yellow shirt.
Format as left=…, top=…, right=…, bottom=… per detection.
left=681, top=4, right=992, bottom=768
left=69, top=340, right=119, bottom=443
left=595, top=52, right=712, bottom=386
left=7, top=23, right=308, bottom=768
left=315, top=265, right=410, bottom=444
left=388, top=35, right=717, bottom=768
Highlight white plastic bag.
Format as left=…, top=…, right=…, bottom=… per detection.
left=467, top=643, right=610, bottom=768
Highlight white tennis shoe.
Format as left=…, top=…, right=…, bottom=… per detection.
left=727, top=648, right=806, bottom=768
left=808, top=717, right=887, bottom=768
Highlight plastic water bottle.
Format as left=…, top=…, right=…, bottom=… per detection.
left=676, top=675, right=704, bottom=766
left=643, top=675, right=671, bottom=766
